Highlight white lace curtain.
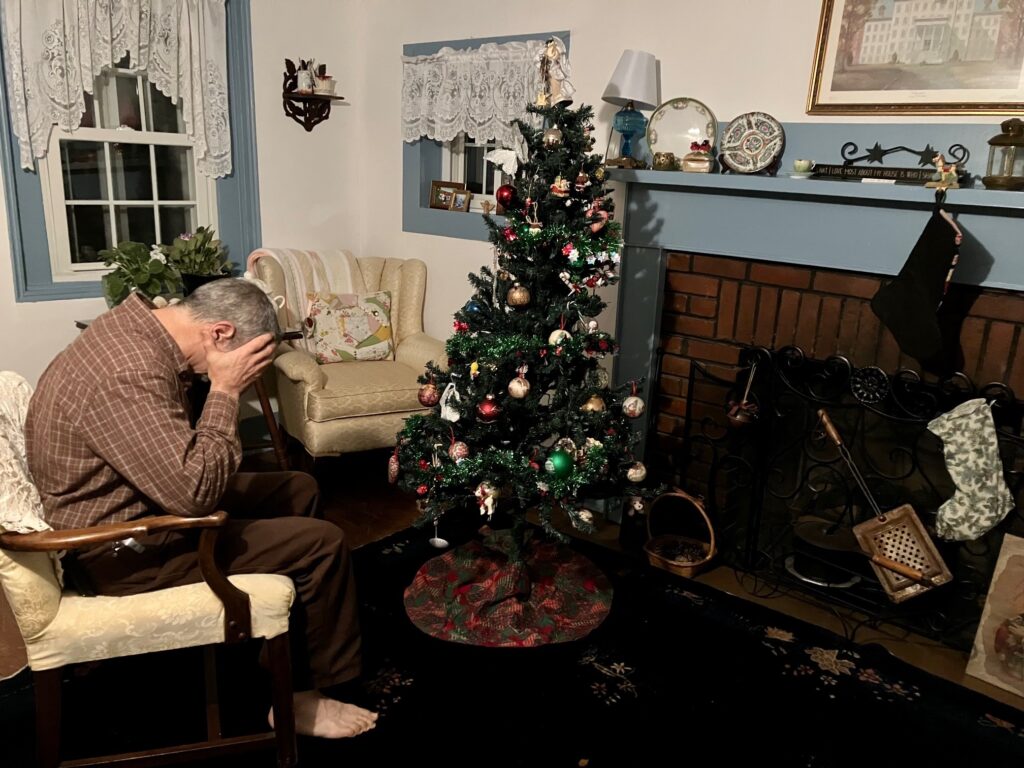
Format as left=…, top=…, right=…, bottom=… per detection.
left=402, top=39, right=546, bottom=148
left=1, top=0, right=231, bottom=178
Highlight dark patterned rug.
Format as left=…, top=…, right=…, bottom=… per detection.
left=2, top=526, right=1024, bottom=767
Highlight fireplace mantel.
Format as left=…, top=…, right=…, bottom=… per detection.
left=608, top=128, right=1024, bottom=454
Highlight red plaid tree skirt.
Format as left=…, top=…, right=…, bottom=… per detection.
left=403, top=530, right=613, bottom=647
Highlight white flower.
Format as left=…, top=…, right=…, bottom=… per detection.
left=149, top=246, right=166, bottom=264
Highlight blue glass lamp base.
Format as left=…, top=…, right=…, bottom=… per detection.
left=613, top=106, right=648, bottom=160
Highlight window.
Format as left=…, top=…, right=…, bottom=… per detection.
left=440, top=132, right=509, bottom=213
left=38, top=57, right=217, bottom=282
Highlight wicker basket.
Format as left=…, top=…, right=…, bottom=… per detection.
left=644, top=488, right=717, bottom=578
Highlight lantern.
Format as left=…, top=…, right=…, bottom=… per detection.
left=983, top=118, right=1024, bottom=191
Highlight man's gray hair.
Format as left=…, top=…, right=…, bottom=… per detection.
left=181, top=278, right=282, bottom=346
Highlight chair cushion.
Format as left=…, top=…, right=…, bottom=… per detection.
left=307, top=361, right=424, bottom=422
left=23, top=574, right=295, bottom=671
left=306, top=290, right=395, bottom=363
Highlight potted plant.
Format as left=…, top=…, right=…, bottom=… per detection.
left=160, top=227, right=232, bottom=296
left=100, top=241, right=182, bottom=308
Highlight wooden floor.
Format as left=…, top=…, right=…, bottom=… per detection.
left=253, top=443, right=1022, bottom=714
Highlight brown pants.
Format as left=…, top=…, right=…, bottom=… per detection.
left=76, top=472, right=361, bottom=689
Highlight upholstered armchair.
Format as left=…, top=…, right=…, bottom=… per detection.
left=248, top=249, right=447, bottom=458
left=0, top=372, right=298, bottom=767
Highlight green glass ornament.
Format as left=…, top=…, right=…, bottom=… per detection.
left=544, top=448, right=573, bottom=478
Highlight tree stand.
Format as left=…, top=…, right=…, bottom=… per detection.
left=403, top=521, right=613, bottom=647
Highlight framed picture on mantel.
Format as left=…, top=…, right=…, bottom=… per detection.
left=807, top=0, right=1024, bottom=115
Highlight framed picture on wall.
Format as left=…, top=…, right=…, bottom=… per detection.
left=429, top=181, right=465, bottom=210
left=966, top=533, right=1024, bottom=699
left=807, top=0, right=1024, bottom=115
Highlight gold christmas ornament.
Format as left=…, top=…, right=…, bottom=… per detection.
left=507, top=282, right=531, bottom=307
left=594, top=166, right=607, bottom=182
left=548, top=328, right=572, bottom=345
left=581, top=394, right=606, bottom=413
left=588, top=367, right=610, bottom=388
left=507, top=375, right=531, bottom=399
left=542, top=126, right=564, bottom=148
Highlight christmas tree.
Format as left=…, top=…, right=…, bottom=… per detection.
left=391, top=102, right=647, bottom=559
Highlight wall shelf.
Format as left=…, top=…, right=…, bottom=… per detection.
left=607, top=168, right=1024, bottom=212
left=281, top=91, right=346, bottom=132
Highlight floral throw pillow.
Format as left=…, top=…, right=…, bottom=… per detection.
left=305, top=290, right=395, bottom=363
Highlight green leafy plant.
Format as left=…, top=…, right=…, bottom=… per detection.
left=160, top=226, right=230, bottom=276
left=100, top=241, right=182, bottom=308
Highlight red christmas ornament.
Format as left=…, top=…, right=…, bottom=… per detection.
left=453, top=320, right=469, bottom=333
left=418, top=382, right=440, bottom=407
left=416, top=484, right=429, bottom=495
left=418, top=459, right=430, bottom=470
left=477, top=394, right=502, bottom=422
left=561, top=242, right=575, bottom=256
left=496, top=184, right=515, bottom=209
left=502, top=227, right=517, bottom=243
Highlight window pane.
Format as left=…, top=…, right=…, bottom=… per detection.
left=66, top=206, right=112, bottom=263
left=115, top=206, right=156, bottom=247
left=465, top=145, right=485, bottom=194
left=98, top=73, right=142, bottom=130
left=61, top=141, right=108, bottom=201
left=154, top=145, right=194, bottom=200
left=148, top=84, right=184, bottom=133
left=111, top=143, right=153, bottom=200
left=158, top=206, right=196, bottom=244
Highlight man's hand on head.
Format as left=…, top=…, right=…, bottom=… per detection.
left=206, top=333, right=276, bottom=399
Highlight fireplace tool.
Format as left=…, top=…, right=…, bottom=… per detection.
left=817, top=409, right=953, bottom=603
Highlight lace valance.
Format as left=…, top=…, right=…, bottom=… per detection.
left=402, top=38, right=548, bottom=147
left=0, top=0, right=231, bottom=178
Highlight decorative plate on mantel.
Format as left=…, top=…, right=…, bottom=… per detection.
left=646, top=97, right=718, bottom=158
left=720, top=111, right=785, bottom=174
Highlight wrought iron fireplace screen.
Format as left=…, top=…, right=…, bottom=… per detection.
left=675, top=346, right=1024, bottom=650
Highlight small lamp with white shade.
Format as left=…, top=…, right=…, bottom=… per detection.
left=602, top=50, right=659, bottom=168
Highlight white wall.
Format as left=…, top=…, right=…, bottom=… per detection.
left=250, top=0, right=366, bottom=251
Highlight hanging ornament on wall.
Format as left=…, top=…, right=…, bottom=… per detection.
left=542, top=126, right=563, bottom=148
left=477, top=394, right=502, bottom=422
left=418, top=380, right=440, bottom=407
left=507, top=282, right=531, bottom=307
left=544, top=448, right=573, bottom=478
left=626, top=461, right=648, bottom=483
left=581, top=394, right=606, bottom=413
left=387, top=447, right=400, bottom=484
left=496, top=184, right=516, bottom=210
left=508, top=365, right=531, bottom=399
left=622, top=381, right=646, bottom=419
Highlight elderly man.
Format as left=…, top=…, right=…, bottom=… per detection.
left=25, top=280, right=376, bottom=739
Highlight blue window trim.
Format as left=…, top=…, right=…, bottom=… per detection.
left=0, top=0, right=261, bottom=302
left=402, top=31, right=570, bottom=242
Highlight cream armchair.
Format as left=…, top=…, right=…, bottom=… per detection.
left=0, top=371, right=298, bottom=767
left=249, top=249, right=447, bottom=458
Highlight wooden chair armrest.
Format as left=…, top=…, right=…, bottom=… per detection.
left=0, top=511, right=228, bottom=552
left=199, top=527, right=253, bottom=643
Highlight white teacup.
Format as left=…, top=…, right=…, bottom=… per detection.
left=793, top=159, right=814, bottom=173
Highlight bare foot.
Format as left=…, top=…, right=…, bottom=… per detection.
left=269, top=690, right=378, bottom=738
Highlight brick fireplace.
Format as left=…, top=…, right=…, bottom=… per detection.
left=652, top=251, right=1024, bottom=484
